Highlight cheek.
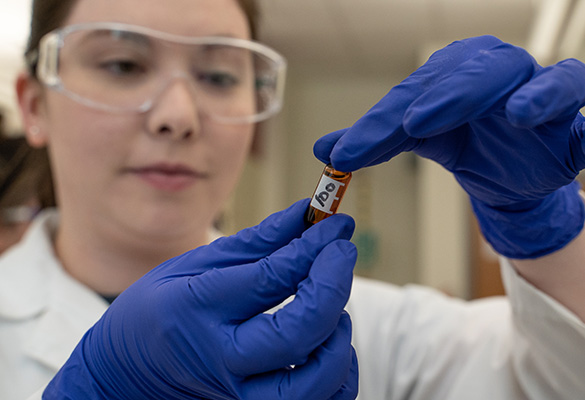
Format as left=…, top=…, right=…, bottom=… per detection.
left=45, top=101, right=134, bottom=185
left=58, top=93, right=134, bottom=142
left=211, top=126, right=254, bottom=186
left=216, top=120, right=253, bottom=154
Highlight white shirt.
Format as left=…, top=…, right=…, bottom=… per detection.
left=1, top=211, right=584, bottom=399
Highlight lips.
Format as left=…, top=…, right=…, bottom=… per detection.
left=127, top=163, right=205, bottom=192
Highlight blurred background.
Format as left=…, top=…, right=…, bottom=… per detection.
left=2, top=0, right=584, bottom=299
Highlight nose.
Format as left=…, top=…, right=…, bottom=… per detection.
left=146, top=78, right=201, bottom=140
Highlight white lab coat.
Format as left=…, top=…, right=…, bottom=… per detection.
left=1, top=211, right=584, bottom=400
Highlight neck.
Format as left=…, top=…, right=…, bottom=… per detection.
left=54, top=212, right=210, bottom=296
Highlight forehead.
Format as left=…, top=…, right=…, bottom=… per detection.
left=64, top=0, right=251, bottom=39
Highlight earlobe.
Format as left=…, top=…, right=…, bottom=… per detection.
left=15, top=72, right=49, bottom=147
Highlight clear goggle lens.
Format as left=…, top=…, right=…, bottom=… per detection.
left=35, top=23, right=287, bottom=124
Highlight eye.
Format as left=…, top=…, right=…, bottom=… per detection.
left=100, top=59, right=146, bottom=77
left=198, top=71, right=240, bottom=89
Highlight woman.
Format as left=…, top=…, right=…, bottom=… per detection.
left=6, top=1, right=357, bottom=398
left=3, top=0, right=585, bottom=398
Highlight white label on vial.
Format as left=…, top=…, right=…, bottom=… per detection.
left=310, top=175, right=345, bottom=214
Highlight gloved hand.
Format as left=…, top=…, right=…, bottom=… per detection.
left=43, top=199, right=359, bottom=400
left=314, top=35, right=585, bottom=259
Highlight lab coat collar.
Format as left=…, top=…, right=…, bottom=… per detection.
left=0, top=210, right=60, bottom=319
left=0, top=210, right=109, bottom=370
left=22, top=283, right=109, bottom=371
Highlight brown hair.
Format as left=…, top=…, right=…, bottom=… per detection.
left=0, top=135, right=55, bottom=210
left=25, top=0, right=259, bottom=75
left=0, top=110, right=54, bottom=209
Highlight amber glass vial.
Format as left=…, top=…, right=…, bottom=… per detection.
left=305, top=164, right=352, bottom=224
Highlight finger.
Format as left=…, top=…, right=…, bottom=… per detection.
left=226, top=239, right=357, bottom=375
left=329, top=345, right=359, bottom=400
left=325, top=36, right=505, bottom=172
left=239, top=312, right=358, bottom=400
left=158, top=198, right=310, bottom=277
left=330, top=116, right=416, bottom=172
left=313, top=128, right=348, bottom=165
left=506, top=58, right=585, bottom=127
left=313, top=128, right=407, bottom=171
left=403, top=42, right=537, bottom=138
left=200, top=198, right=309, bottom=266
left=190, top=214, right=355, bottom=319
left=337, top=126, right=419, bottom=170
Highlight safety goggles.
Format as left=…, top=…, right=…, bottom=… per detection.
left=30, top=22, right=287, bottom=124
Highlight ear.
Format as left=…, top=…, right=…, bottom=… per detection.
left=15, top=72, right=49, bottom=148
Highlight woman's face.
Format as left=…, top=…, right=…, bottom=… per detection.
left=28, top=0, right=255, bottom=244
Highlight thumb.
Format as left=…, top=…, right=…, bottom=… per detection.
left=157, top=198, right=311, bottom=278
left=313, top=128, right=348, bottom=165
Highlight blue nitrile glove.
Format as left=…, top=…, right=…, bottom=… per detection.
left=314, top=35, right=585, bottom=259
left=43, top=199, right=359, bottom=400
